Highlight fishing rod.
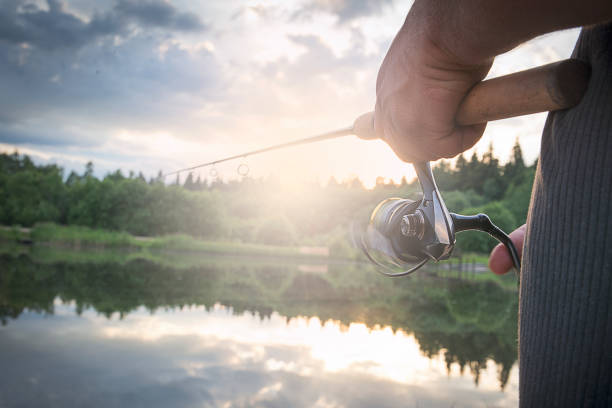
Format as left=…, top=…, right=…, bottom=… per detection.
left=163, top=127, right=354, bottom=178
left=167, top=59, right=590, bottom=276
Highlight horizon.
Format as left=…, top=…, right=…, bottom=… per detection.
left=3, top=140, right=535, bottom=190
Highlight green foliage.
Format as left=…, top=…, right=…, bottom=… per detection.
left=442, top=190, right=486, bottom=213
left=31, top=223, right=134, bottom=247
left=329, top=237, right=353, bottom=259
left=327, top=228, right=360, bottom=260
left=0, top=226, right=29, bottom=242
left=434, top=140, right=529, bottom=199
left=483, top=178, right=504, bottom=200
left=255, top=216, right=297, bottom=245
left=0, top=144, right=536, bottom=254
left=0, top=153, right=65, bottom=226
left=503, top=166, right=536, bottom=223
left=27, top=223, right=321, bottom=259
left=1, top=153, right=226, bottom=238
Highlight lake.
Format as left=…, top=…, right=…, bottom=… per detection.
left=0, top=248, right=519, bottom=407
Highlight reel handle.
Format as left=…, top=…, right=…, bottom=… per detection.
left=352, top=58, right=590, bottom=140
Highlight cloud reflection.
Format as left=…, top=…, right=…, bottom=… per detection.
left=1, top=301, right=517, bottom=407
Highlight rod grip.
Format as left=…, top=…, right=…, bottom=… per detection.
left=353, top=58, right=590, bottom=139
left=456, top=58, right=590, bottom=125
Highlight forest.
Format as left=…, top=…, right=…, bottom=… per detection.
left=0, top=141, right=535, bottom=254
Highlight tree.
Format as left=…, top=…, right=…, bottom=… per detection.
left=183, top=172, right=196, bottom=190
left=0, top=150, right=535, bottom=254
left=503, top=166, right=536, bottom=224
left=84, top=161, right=94, bottom=179
left=194, top=174, right=203, bottom=190
left=503, top=139, right=526, bottom=185
left=255, top=216, right=296, bottom=245
left=433, top=160, right=456, bottom=190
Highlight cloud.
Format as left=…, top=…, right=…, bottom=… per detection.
left=0, top=48, right=224, bottom=151
left=296, top=0, right=395, bottom=23
left=115, top=0, right=206, bottom=32
left=0, top=0, right=104, bottom=50
left=220, top=32, right=377, bottom=128
left=0, top=0, right=379, bottom=162
left=0, top=3, right=223, bottom=143
left=0, top=308, right=517, bottom=408
left=0, top=0, right=205, bottom=51
left=0, top=123, right=102, bottom=148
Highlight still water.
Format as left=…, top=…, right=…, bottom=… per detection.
left=0, top=248, right=519, bottom=407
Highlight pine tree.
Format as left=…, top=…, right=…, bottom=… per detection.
left=504, top=139, right=526, bottom=184
left=481, top=143, right=503, bottom=199
left=84, top=162, right=94, bottom=179
left=184, top=172, right=196, bottom=190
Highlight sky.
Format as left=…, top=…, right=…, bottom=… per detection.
left=0, top=0, right=580, bottom=187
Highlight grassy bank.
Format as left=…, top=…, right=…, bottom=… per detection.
left=0, top=226, right=31, bottom=242
left=0, top=223, right=515, bottom=289
left=5, top=223, right=333, bottom=260
left=30, top=223, right=134, bottom=247
left=0, top=223, right=507, bottom=280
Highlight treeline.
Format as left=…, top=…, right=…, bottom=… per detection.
left=0, top=141, right=535, bottom=253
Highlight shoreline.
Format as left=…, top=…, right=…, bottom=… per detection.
left=0, top=222, right=493, bottom=270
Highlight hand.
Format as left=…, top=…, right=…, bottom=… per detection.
left=374, top=2, right=493, bottom=163
left=489, top=224, right=526, bottom=274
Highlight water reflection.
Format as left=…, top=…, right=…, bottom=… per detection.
left=0, top=249, right=519, bottom=407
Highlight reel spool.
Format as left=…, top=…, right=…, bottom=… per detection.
left=358, top=162, right=521, bottom=277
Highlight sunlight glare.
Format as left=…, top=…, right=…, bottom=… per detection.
left=91, top=302, right=517, bottom=393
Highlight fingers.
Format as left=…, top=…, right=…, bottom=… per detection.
left=374, top=118, right=487, bottom=163
left=488, top=224, right=526, bottom=275
left=419, top=123, right=487, bottom=161
left=459, top=123, right=487, bottom=153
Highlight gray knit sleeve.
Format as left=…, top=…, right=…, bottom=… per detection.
left=520, top=23, right=612, bottom=407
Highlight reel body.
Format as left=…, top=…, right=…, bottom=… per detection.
left=360, top=162, right=520, bottom=277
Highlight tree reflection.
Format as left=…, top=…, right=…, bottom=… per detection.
left=0, top=251, right=517, bottom=389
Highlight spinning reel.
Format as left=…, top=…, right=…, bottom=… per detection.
left=357, top=162, right=521, bottom=277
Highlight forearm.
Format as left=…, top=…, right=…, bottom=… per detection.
left=410, top=0, right=612, bottom=65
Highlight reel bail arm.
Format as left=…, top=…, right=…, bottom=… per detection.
left=450, top=213, right=521, bottom=274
